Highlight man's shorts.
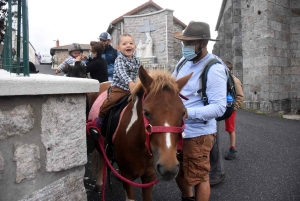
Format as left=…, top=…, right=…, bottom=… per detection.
left=177, top=134, right=215, bottom=186
left=225, top=110, right=236, bottom=132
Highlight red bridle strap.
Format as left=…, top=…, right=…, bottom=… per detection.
left=142, top=93, right=185, bottom=155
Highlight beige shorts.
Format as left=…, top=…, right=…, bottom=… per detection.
left=177, top=134, right=215, bottom=186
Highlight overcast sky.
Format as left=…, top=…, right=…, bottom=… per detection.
left=28, top=0, right=222, bottom=54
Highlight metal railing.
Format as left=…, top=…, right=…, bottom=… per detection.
left=2, top=0, right=29, bottom=76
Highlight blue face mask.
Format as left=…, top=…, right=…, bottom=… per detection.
left=181, top=43, right=202, bottom=61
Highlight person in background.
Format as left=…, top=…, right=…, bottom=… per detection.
left=99, top=32, right=118, bottom=81
left=209, top=122, right=226, bottom=186
left=55, top=43, right=86, bottom=75
left=172, top=21, right=228, bottom=201
left=37, top=52, right=41, bottom=64
left=223, top=60, right=244, bottom=160
left=75, top=41, right=108, bottom=83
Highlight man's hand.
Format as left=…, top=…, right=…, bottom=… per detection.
left=82, top=54, right=88, bottom=59
left=55, top=69, right=59, bottom=74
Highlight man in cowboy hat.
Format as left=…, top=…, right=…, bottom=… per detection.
left=172, top=21, right=228, bottom=201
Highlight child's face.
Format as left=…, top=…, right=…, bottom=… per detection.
left=71, top=50, right=81, bottom=58
left=117, top=36, right=136, bottom=59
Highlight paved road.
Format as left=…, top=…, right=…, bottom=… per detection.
left=35, top=64, right=62, bottom=76
left=39, top=64, right=300, bottom=201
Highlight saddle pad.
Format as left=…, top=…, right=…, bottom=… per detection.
left=88, top=90, right=107, bottom=120
left=87, top=90, right=128, bottom=142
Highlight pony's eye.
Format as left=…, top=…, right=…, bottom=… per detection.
left=143, top=109, right=150, bottom=118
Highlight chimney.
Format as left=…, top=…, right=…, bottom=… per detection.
left=56, top=39, right=59, bottom=47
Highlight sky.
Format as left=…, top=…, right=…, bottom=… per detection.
left=27, top=0, right=223, bottom=54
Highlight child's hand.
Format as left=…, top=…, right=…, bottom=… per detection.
left=128, top=82, right=135, bottom=92
left=55, top=69, right=59, bottom=74
left=76, top=55, right=82, bottom=61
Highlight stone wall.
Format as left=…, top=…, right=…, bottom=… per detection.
left=213, top=0, right=300, bottom=114
left=173, top=23, right=185, bottom=64
left=0, top=70, right=99, bottom=201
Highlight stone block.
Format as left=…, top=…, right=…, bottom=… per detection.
left=291, top=17, right=300, bottom=26
left=276, top=0, right=289, bottom=8
left=270, top=21, right=282, bottom=31
left=275, top=40, right=288, bottom=49
left=0, top=152, right=3, bottom=180
left=290, top=25, right=300, bottom=34
left=41, top=95, right=87, bottom=172
left=289, top=41, right=298, bottom=50
left=255, top=56, right=269, bottom=67
left=261, top=29, right=275, bottom=38
left=0, top=105, right=34, bottom=140
left=292, top=67, right=300, bottom=74
left=291, top=58, right=300, bottom=67
left=14, top=143, right=40, bottom=183
left=281, top=24, right=290, bottom=33
left=19, top=168, right=86, bottom=201
left=290, top=34, right=300, bottom=44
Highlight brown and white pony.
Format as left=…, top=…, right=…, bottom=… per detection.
left=88, top=66, right=192, bottom=201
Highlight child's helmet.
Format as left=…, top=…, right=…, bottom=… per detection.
left=68, top=43, right=83, bottom=55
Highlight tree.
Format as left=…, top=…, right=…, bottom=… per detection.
left=0, top=0, right=7, bottom=43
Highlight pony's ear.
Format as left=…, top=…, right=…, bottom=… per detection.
left=139, top=65, right=153, bottom=92
left=176, top=72, right=193, bottom=91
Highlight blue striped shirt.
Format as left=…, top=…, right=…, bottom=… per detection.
left=172, top=53, right=227, bottom=138
left=57, top=56, right=86, bottom=72
left=112, top=53, right=140, bottom=91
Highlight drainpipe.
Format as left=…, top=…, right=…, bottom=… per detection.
left=165, top=14, right=168, bottom=70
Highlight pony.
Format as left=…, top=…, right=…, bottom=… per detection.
left=88, top=66, right=192, bottom=201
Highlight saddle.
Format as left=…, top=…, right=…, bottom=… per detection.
left=102, top=88, right=130, bottom=160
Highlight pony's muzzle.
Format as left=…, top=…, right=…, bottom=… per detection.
left=156, top=162, right=179, bottom=181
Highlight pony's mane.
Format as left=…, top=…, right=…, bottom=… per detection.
left=130, top=69, right=179, bottom=101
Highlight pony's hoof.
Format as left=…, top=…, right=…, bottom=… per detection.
left=94, top=184, right=102, bottom=193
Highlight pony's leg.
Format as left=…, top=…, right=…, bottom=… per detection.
left=120, top=173, right=135, bottom=201
left=141, top=174, right=155, bottom=201
left=91, top=149, right=105, bottom=192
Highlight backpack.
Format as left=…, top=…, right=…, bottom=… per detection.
left=176, top=58, right=236, bottom=122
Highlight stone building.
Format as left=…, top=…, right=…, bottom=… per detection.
left=106, top=0, right=186, bottom=71
left=213, top=0, right=300, bottom=114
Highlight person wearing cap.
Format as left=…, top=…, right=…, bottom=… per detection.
left=99, top=32, right=118, bottom=81
left=55, top=43, right=87, bottom=75
left=172, top=21, right=228, bottom=201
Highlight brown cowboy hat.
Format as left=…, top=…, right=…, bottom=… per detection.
left=174, top=21, right=219, bottom=41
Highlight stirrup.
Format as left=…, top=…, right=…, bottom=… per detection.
left=89, top=128, right=101, bottom=140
